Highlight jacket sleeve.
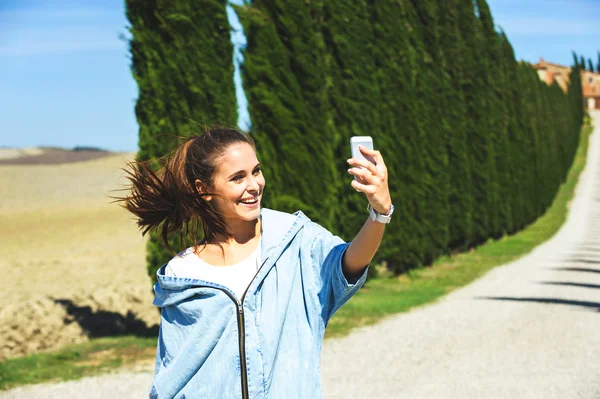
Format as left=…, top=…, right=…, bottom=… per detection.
left=307, top=222, right=369, bottom=323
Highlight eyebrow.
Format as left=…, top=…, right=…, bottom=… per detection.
left=227, top=163, right=261, bottom=179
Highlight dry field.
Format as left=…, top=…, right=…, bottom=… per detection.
left=0, top=148, right=43, bottom=160
left=0, top=151, right=158, bottom=360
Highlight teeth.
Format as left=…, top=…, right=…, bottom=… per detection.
left=240, top=198, right=258, bottom=204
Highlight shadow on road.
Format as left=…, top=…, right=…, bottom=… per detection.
left=539, top=281, right=600, bottom=290
left=578, top=246, right=600, bottom=253
left=53, top=298, right=159, bottom=338
left=564, top=258, right=600, bottom=265
left=551, top=266, right=600, bottom=274
left=478, top=296, right=600, bottom=312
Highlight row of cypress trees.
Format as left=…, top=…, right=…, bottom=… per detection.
left=125, top=0, right=584, bottom=280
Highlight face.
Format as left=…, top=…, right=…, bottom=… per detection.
left=199, top=142, right=265, bottom=223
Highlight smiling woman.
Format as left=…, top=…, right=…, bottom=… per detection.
left=116, top=125, right=393, bottom=398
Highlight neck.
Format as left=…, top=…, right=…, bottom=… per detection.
left=215, top=217, right=261, bottom=247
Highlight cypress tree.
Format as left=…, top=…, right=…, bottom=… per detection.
left=571, top=52, right=579, bottom=69
left=320, top=0, right=383, bottom=241
left=529, top=67, right=550, bottom=214
left=515, top=64, right=539, bottom=224
left=567, top=59, right=584, bottom=160
left=456, top=0, right=493, bottom=244
left=126, top=0, right=237, bottom=282
left=437, top=0, right=473, bottom=249
left=497, top=32, right=525, bottom=233
left=475, top=0, right=512, bottom=236
left=408, top=0, right=451, bottom=262
left=570, top=60, right=584, bottom=125
left=239, top=0, right=340, bottom=231
left=364, top=0, right=429, bottom=271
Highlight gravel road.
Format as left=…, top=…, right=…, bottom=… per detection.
left=3, top=112, right=599, bottom=398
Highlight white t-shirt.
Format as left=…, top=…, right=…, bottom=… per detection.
left=164, top=241, right=260, bottom=300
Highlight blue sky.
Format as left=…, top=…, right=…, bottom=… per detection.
left=1, top=0, right=598, bottom=152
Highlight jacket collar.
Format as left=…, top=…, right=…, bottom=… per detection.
left=155, top=208, right=310, bottom=294
left=259, top=208, right=309, bottom=262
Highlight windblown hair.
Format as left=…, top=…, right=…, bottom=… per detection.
left=117, top=127, right=256, bottom=253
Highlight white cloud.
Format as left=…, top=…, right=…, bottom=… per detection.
left=0, top=23, right=128, bottom=56
left=0, top=40, right=123, bottom=56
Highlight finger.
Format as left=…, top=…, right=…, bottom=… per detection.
left=347, top=167, right=382, bottom=186
left=359, top=147, right=386, bottom=169
left=357, top=146, right=377, bottom=165
left=350, top=179, right=376, bottom=194
left=348, top=171, right=368, bottom=185
left=348, top=168, right=375, bottom=184
left=347, top=158, right=378, bottom=176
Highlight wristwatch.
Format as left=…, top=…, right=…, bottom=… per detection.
left=368, top=204, right=394, bottom=224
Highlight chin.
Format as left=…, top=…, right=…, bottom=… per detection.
left=236, top=205, right=261, bottom=221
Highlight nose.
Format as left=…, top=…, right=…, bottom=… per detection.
left=247, top=176, right=260, bottom=194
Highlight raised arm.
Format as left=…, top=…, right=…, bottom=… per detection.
left=342, top=146, right=393, bottom=278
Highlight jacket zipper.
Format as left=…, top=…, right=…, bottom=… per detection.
left=238, top=300, right=249, bottom=399
left=215, top=257, right=269, bottom=399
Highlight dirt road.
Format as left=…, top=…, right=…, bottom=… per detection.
left=321, top=111, right=600, bottom=398
left=3, top=112, right=599, bottom=398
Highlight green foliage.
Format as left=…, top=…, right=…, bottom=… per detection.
left=126, top=0, right=237, bottom=282
left=239, top=0, right=340, bottom=231
left=436, top=0, right=473, bottom=250
left=129, top=0, right=584, bottom=281
left=241, top=0, right=583, bottom=273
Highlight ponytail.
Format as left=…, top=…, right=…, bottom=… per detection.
left=116, top=127, right=255, bottom=253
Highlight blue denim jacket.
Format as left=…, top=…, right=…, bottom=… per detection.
left=150, top=208, right=368, bottom=399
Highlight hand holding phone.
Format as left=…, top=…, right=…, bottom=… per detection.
left=347, top=136, right=393, bottom=215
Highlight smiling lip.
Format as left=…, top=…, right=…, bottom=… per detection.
left=239, top=197, right=258, bottom=203
left=239, top=196, right=260, bottom=208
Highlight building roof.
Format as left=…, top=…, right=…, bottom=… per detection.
left=533, top=57, right=572, bottom=71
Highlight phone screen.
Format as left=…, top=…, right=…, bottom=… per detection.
left=350, top=136, right=375, bottom=164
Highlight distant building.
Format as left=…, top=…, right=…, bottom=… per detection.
left=532, top=58, right=600, bottom=110
left=533, top=58, right=571, bottom=92
left=581, top=69, right=600, bottom=110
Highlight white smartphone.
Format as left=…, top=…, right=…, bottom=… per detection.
left=350, top=136, right=375, bottom=181
left=350, top=136, right=375, bottom=164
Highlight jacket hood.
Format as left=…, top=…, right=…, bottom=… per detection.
left=153, top=208, right=311, bottom=307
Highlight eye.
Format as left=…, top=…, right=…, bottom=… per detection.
left=253, top=167, right=262, bottom=175
left=232, top=175, right=244, bottom=182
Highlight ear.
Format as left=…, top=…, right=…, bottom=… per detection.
left=195, top=179, right=212, bottom=201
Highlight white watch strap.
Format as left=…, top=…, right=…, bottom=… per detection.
left=369, top=204, right=394, bottom=224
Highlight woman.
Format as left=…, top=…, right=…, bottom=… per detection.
left=121, top=127, right=393, bottom=398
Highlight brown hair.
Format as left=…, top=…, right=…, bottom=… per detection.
left=117, top=126, right=256, bottom=253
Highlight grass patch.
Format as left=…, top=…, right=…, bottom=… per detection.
left=0, top=336, right=156, bottom=390
left=326, top=124, right=593, bottom=337
left=0, top=125, right=593, bottom=389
